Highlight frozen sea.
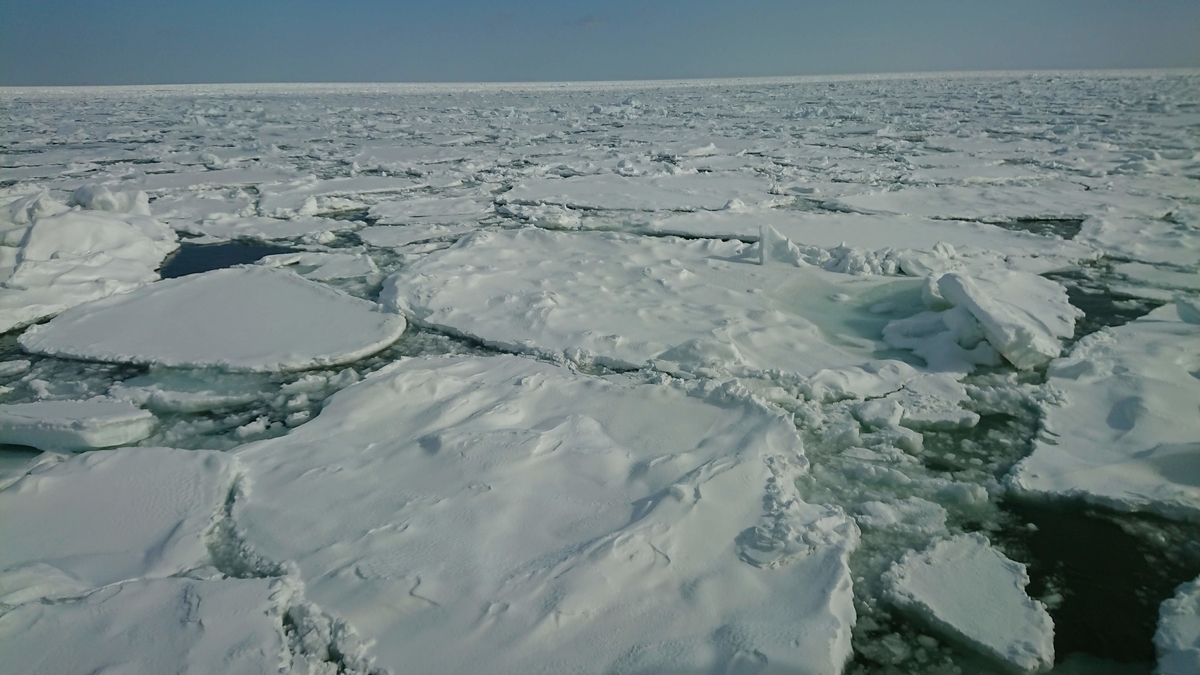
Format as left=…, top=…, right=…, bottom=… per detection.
left=1, top=71, right=1198, bottom=674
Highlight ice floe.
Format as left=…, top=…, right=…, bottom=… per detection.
left=0, top=190, right=178, bottom=333
left=883, top=533, right=1055, bottom=674
left=1007, top=303, right=1200, bottom=520
left=20, top=266, right=406, bottom=372
left=0, top=398, right=155, bottom=450
left=232, top=355, right=858, bottom=675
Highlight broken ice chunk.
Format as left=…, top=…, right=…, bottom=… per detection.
left=1156, top=576, right=1200, bottom=675
left=937, top=269, right=1080, bottom=370
left=0, top=399, right=155, bottom=451
left=884, top=533, right=1054, bottom=674
left=19, top=266, right=406, bottom=373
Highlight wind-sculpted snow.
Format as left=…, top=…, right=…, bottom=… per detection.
left=1, top=71, right=1198, bottom=674
left=232, top=355, right=858, bottom=675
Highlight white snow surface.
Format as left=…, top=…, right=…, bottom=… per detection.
left=19, top=266, right=406, bottom=372
left=233, top=355, right=859, bottom=675
left=1007, top=304, right=1200, bottom=520
left=384, top=227, right=920, bottom=377
left=0, top=447, right=234, bottom=605
left=1157, top=576, right=1200, bottom=675
left=883, top=533, right=1054, bottom=674
left=0, top=398, right=155, bottom=450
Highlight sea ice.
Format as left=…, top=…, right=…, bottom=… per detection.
left=19, top=266, right=406, bottom=372
left=0, top=398, right=155, bottom=450
left=1156, top=576, right=1200, bottom=675
left=0, top=191, right=178, bottom=333
left=0, top=447, right=234, bottom=605
left=883, top=533, right=1054, bottom=673
left=383, top=227, right=918, bottom=376
left=232, top=355, right=859, bottom=675
left=500, top=171, right=779, bottom=212
left=1007, top=303, right=1200, bottom=520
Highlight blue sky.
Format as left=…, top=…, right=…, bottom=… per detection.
left=2, top=0, right=1197, bottom=85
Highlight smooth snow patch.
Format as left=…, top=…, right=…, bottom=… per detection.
left=233, top=355, right=858, bottom=675
left=884, top=533, right=1054, bottom=673
left=19, top=266, right=406, bottom=372
left=0, top=447, right=234, bottom=605
left=0, top=398, right=154, bottom=450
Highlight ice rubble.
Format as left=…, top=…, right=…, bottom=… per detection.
left=384, top=227, right=922, bottom=376
left=1157, top=576, right=1200, bottom=675
left=20, top=266, right=406, bottom=372
left=232, top=355, right=859, bottom=675
left=1007, top=302, right=1200, bottom=520
left=883, top=534, right=1055, bottom=674
left=0, top=189, right=178, bottom=333
left=0, top=398, right=155, bottom=450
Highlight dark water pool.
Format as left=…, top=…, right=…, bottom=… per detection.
left=158, top=241, right=296, bottom=279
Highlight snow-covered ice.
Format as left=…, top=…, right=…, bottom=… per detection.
left=1007, top=303, right=1200, bottom=520
left=2, top=71, right=1198, bottom=674
left=0, top=398, right=155, bottom=450
left=883, top=533, right=1055, bottom=673
left=232, top=355, right=858, bottom=675
left=19, top=266, right=406, bottom=372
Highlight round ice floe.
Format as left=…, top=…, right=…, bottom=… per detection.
left=0, top=399, right=155, bottom=450
left=19, top=266, right=406, bottom=372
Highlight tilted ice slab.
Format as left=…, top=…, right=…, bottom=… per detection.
left=500, top=171, right=779, bottom=211
left=0, top=577, right=295, bottom=675
left=0, top=190, right=178, bottom=333
left=0, top=447, right=234, bottom=606
left=828, top=182, right=1175, bottom=223
left=383, top=227, right=918, bottom=375
left=884, top=534, right=1054, bottom=674
left=233, top=355, right=859, bottom=675
left=20, top=266, right=406, bottom=372
left=638, top=209, right=1096, bottom=274
left=1157, top=576, right=1200, bottom=675
left=0, top=398, right=155, bottom=450
left=1007, top=303, right=1200, bottom=520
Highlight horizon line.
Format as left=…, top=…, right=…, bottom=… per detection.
left=3, top=66, right=1197, bottom=93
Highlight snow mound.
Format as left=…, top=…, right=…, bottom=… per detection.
left=1157, top=576, right=1200, bottom=675
left=383, top=228, right=907, bottom=377
left=884, top=533, right=1054, bottom=674
left=69, top=184, right=151, bottom=215
left=1007, top=304, right=1200, bottom=520
left=0, top=193, right=178, bottom=333
left=19, top=266, right=406, bottom=372
left=233, top=355, right=858, bottom=675
left=0, top=447, right=234, bottom=605
left=0, top=398, right=155, bottom=450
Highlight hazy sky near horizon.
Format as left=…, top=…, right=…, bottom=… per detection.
left=2, top=0, right=1197, bottom=86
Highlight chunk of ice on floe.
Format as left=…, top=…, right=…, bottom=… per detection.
left=0, top=447, right=234, bottom=605
left=19, top=266, right=405, bottom=372
left=256, top=250, right=378, bottom=281
left=937, top=270, right=1079, bottom=370
left=383, top=228, right=897, bottom=377
left=233, top=355, right=858, bottom=675
left=0, top=578, right=295, bottom=675
left=0, top=399, right=154, bottom=450
left=884, top=533, right=1054, bottom=674
left=69, top=184, right=151, bottom=216
left=1007, top=304, right=1200, bottom=520
left=0, top=198, right=178, bottom=333
left=1156, top=576, right=1200, bottom=675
